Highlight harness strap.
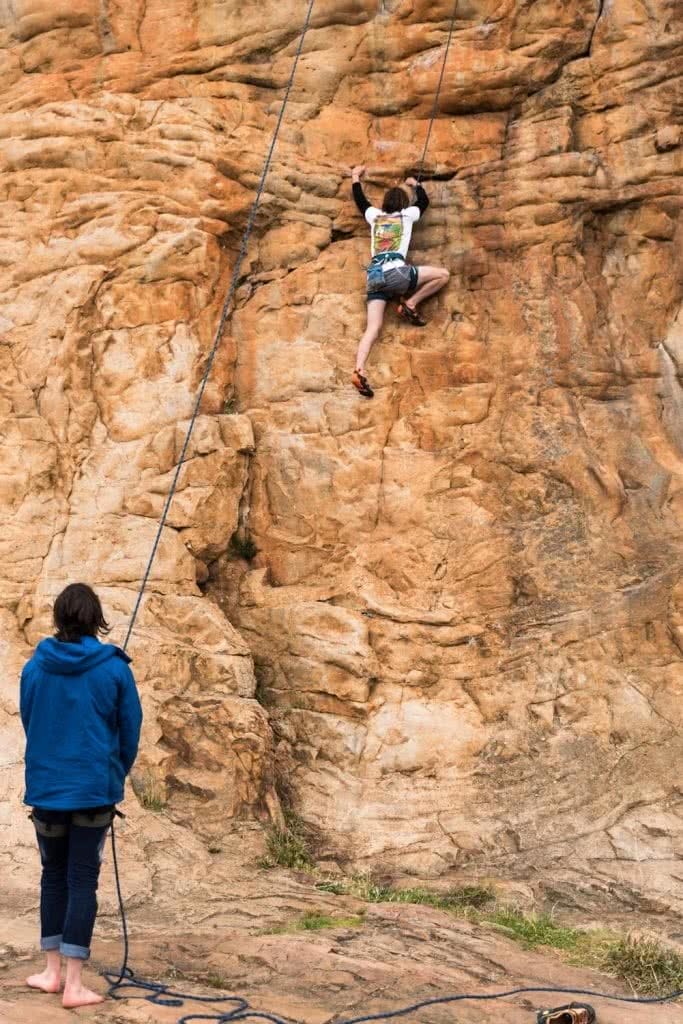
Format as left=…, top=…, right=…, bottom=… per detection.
left=30, top=815, right=67, bottom=838
left=369, top=252, right=406, bottom=267
left=30, top=809, right=115, bottom=835
left=72, top=809, right=115, bottom=829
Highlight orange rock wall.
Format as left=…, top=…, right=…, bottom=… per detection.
left=0, top=0, right=681, bottom=911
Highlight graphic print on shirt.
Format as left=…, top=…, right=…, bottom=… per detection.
left=372, top=215, right=403, bottom=254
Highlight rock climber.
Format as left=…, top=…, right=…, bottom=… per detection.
left=350, top=165, right=450, bottom=398
left=19, top=583, right=142, bottom=1009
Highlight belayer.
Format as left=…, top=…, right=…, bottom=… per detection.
left=19, top=583, right=142, bottom=1008
left=350, top=165, right=450, bottom=398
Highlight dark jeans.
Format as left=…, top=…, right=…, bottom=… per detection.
left=32, top=807, right=112, bottom=960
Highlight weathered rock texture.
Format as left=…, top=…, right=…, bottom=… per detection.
left=0, top=0, right=682, bottom=915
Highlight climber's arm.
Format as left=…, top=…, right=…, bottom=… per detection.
left=351, top=165, right=371, bottom=215
left=414, top=184, right=429, bottom=214
left=406, top=177, right=429, bottom=215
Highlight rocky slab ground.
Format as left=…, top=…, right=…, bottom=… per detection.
left=3, top=894, right=683, bottom=1024
left=2, top=823, right=683, bottom=1024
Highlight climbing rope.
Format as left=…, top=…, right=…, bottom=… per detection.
left=104, top=825, right=682, bottom=1023
left=105, top=0, right=683, bottom=1019
left=109, top=0, right=315, bottom=990
left=122, top=0, right=317, bottom=653
left=416, top=0, right=459, bottom=182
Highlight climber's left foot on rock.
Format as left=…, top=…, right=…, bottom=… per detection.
left=352, top=370, right=374, bottom=398
left=397, top=301, right=427, bottom=326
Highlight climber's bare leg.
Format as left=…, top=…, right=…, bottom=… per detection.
left=355, top=299, right=386, bottom=376
left=405, top=266, right=450, bottom=310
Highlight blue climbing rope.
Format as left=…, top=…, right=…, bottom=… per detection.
left=417, top=0, right=459, bottom=181
left=109, top=0, right=316, bottom=992
left=106, top=0, right=683, bottom=1019
left=105, top=820, right=682, bottom=1023
left=122, top=0, right=317, bottom=653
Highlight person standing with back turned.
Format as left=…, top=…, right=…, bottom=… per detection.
left=19, top=583, right=142, bottom=1008
left=350, top=164, right=450, bottom=398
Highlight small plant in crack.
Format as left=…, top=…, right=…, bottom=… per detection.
left=229, top=530, right=258, bottom=561
left=131, top=771, right=166, bottom=812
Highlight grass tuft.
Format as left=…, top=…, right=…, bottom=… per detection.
left=266, top=910, right=366, bottom=935
left=204, top=973, right=232, bottom=990
left=316, top=876, right=493, bottom=913
left=131, top=772, right=166, bottom=812
left=297, top=910, right=365, bottom=931
left=259, top=812, right=315, bottom=871
left=487, top=907, right=583, bottom=950
left=597, top=935, right=683, bottom=997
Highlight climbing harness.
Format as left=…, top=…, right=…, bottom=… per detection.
left=103, top=0, right=683, bottom=1019
left=416, top=0, right=459, bottom=182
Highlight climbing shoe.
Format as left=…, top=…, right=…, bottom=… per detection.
left=536, top=1003, right=596, bottom=1024
left=352, top=370, right=374, bottom=398
left=397, top=301, right=427, bottom=327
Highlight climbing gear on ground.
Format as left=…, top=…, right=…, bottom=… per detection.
left=397, top=301, right=427, bottom=326
left=352, top=370, right=374, bottom=398
left=537, top=1004, right=597, bottom=1024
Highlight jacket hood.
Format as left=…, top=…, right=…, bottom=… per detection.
left=33, top=635, right=131, bottom=675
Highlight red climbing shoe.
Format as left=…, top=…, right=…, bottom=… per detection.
left=536, top=1004, right=596, bottom=1024
left=352, top=370, right=374, bottom=398
left=397, top=301, right=427, bottom=327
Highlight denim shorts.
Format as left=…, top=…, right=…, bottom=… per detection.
left=367, top=263, right=418, bottom=302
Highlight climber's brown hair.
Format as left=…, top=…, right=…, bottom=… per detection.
left=382, top=187, right=410, bottom=214
left=54, top=583, right=111, bottom=642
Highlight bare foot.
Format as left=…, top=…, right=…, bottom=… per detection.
left=62, top=984, right=104, bottom=1009
left=26, top=969, right=62, bottom=994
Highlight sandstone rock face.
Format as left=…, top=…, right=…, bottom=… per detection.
left=0, top=0, right=681, bottom=914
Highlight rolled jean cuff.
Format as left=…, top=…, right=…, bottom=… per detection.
left=40, top=934, right=62, bottom=951
left=60, top=942, right=90, bottom=960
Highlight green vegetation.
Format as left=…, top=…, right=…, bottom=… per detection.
left=595, top=934, right=683, bottom=997
left=229, top=530, right=258, bottom=561
left=267, top=910, right=365, bottom=935
left=131, top=772, right=166, bottom=812
left=487, top=906, right=586, bottom=950
left=314, top=878, right=683, bottom=998
left=316, top=877, right=493, bottom=912
left=203, top=973, right=233, bottom=990
left=259, top=812, right=316, bottom=871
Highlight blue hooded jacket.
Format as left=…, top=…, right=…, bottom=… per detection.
left=20, top=635, right=143, bottom=810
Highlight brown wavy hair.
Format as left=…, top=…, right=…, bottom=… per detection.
left=382, top=187, right=410, bottom=214
left=54, top=583, right=111, bottom=642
